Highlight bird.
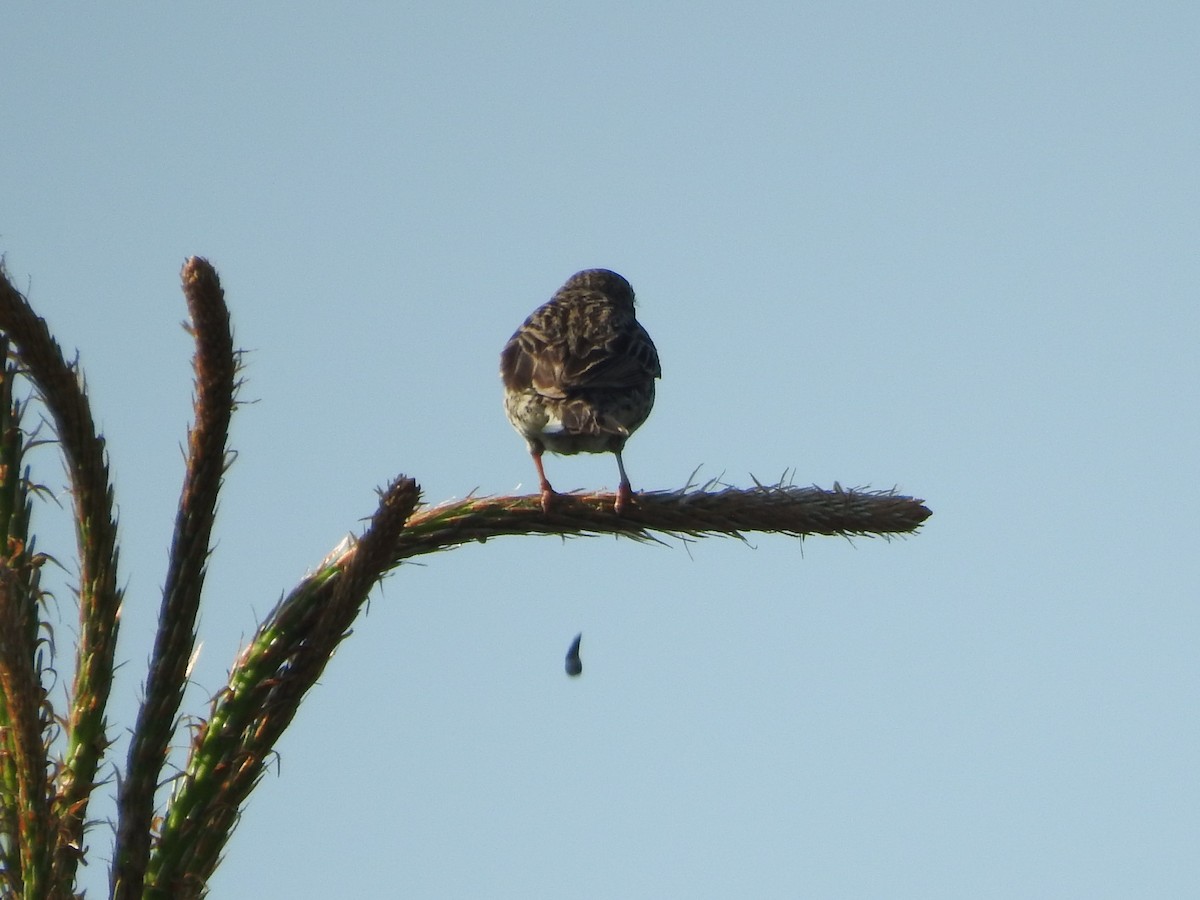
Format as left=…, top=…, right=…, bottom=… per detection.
left=500, top=269, right=661, bottom=514
left=565, top=633, right=583, bottom=677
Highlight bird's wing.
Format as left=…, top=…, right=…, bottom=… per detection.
left=502, top=297, right=659, bottom=399
left=556, top=319, right=660, bottom=391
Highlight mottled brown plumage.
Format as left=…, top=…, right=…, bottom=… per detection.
left=500, top=269, right=661, bottom=513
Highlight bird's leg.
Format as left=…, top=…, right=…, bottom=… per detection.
left=531, top=447, right=556, bottom=513
left=613, top=450, right=634, bottom=514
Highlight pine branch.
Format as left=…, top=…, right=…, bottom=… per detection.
left=144, top=477, right=420, bottom=898
left=143, top=474, right=926, bottom=894
left=392, top=481, right=931, bottom=560
left=0, top=333, right=58, bottom=900
left=0, top=264, right=122, bottom=890
left=112, top=259, right=239, bottom=900
left=0, top=565, right=54, bottom=899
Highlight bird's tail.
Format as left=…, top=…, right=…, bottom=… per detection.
left=558, top=398, right=630, bottom=437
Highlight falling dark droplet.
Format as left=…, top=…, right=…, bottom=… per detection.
left=565, top=633, right=582, bottom=677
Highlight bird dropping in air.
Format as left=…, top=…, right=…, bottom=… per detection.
left=500, top=269, right=661, bottom=514
left=565, top=633, right=583, bottom=677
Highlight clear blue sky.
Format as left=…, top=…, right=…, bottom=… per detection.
left=3, top=3, right=1197, bottom=897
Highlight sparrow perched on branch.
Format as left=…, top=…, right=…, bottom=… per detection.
left=500, top=269, right=661, bottom=513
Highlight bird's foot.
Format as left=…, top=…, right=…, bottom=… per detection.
left=539, top=486, right=557, bottom=514
left=614, top=483, right=634, bottom=515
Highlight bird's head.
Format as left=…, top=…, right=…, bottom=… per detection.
left=561, top=269, right=636, bottom=309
